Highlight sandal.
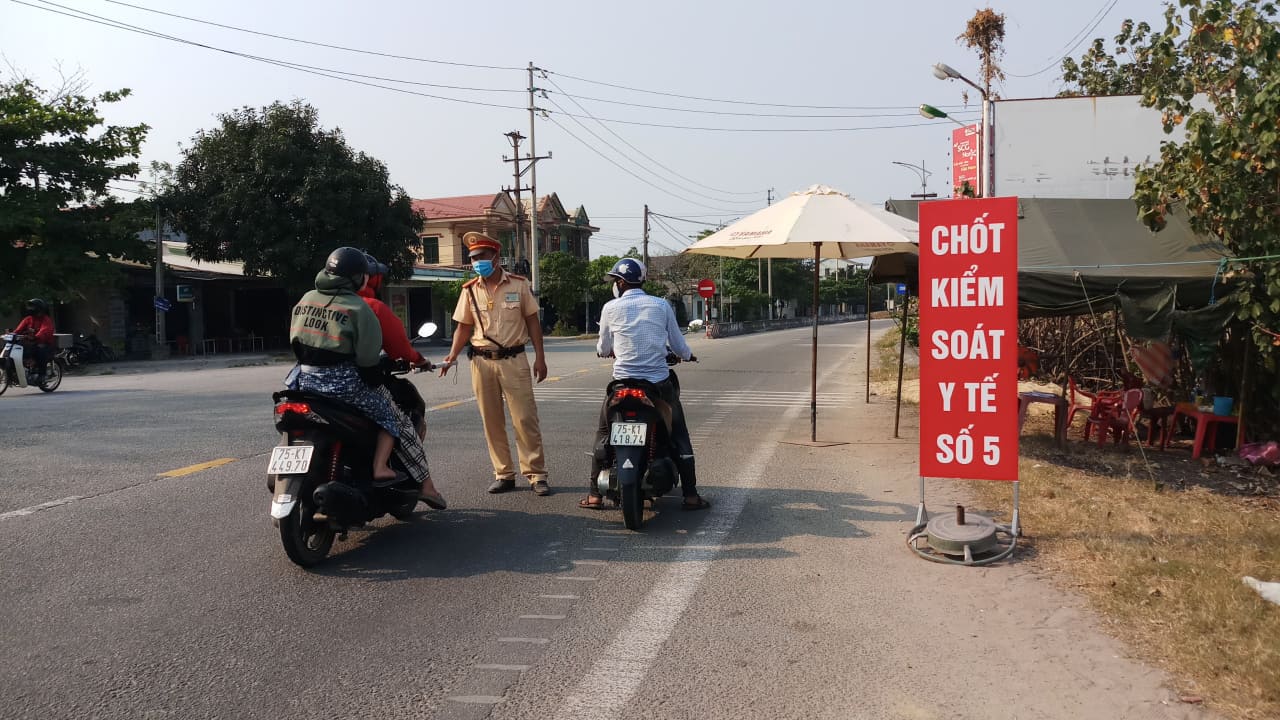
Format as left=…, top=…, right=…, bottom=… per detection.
left=681, top=496, right=711, bottom=511
left=419, top=490, right=447, bottom=510
left=579, top=495, right=607, bottom=510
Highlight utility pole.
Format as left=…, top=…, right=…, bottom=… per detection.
left=766, top=188, right=774, bottom=317
left=642, top=204, right=650, bottom=266
left=527, top=62, right=552, bottom=296
left=153, top=202, right=166, bottom=348
left=502, top=130, right=531, bottom=266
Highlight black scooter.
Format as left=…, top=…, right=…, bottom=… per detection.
left=266, top=324, right=436, bottom=567
left=594, top=353, right=694, bottom=530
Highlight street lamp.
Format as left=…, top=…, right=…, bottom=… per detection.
left=891, top=160, right=936, bottom=199
left=930, top=63, right=995, bottom=197
left=918, top=104, right=967, bottom=127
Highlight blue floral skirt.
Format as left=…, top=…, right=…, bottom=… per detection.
left=285, top=363, right=400, bottom=435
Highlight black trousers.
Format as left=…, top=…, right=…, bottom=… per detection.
left=589, top=373, right=698, bottom=497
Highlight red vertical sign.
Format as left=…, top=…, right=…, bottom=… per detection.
left=951, top=124, right=980, bottom=197
left=919, top=197, right=1019, bottom=481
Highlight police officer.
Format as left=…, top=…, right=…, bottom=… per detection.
left=440, top=232, right=551, bottom=496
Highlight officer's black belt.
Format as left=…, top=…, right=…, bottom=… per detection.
left=468, top=344, right=525, bottom=360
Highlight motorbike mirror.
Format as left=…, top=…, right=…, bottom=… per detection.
left=417, top=322, right=439, bottom=338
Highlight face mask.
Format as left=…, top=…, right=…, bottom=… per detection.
left=612, top=283, right=622, bottom=298
left=472, top=259, right=495, bottom=278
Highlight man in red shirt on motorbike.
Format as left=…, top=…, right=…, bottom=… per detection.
left=359, top=254, right=446, bottom=510
left=14, top=299, right=55, bottom=382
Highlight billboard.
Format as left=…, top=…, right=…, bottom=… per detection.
left=991, top=95, right=1195, bottom=199
left=918, top=197, right=1019, bottom=481
left=951, top=124, right=980, bottom=197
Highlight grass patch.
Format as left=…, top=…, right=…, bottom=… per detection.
left=870, top=327, right=919, bottom=402
left=970, top=458, right=1280, bottom=718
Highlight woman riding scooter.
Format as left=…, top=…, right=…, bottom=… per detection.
left=285, top=247, right=443, bottom=510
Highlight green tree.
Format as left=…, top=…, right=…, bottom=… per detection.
left=0, top=76, right=151, bottom=307
left=1129, top=0, right=1280, bottom=368
left=538, top=251, right=589, bottom=330
left=164, top=101, right=422, bottom=294
left=1058, top=19, right=1167, bottom=97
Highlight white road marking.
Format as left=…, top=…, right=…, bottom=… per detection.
left=519, top=614, right=568, bottom=620
left=474, top=664, right=531, bottom=671
left=449, top=695, right=505, bottom=704
left=570, top=559, right=608, bottom=565
left=497, top=637, right=550, bottom=644
left=580, top=547, right=618, bottom=552
left=0, top=495, right=84, bottom=521
left=555, top=377, right=809, bottom=720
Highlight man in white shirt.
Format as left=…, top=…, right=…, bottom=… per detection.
left=579, top=259, right=710, bottom=511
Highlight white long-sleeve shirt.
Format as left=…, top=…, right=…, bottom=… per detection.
left=596, top=289, right=692, bottom=383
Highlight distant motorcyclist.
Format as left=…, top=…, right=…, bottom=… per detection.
left=13, top=299, right=55, bottom=382
left=579, top=259, right=709, bottom=511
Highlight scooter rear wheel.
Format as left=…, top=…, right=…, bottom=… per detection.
left=0, top=369, right=9, bottom=396
left=38, top=361, right=63, bottom=393
left=279, top=503, right=335, bottom=567
left=621, top=481, right=645, bottom=530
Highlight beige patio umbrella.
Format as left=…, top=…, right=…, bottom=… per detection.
left=684, top=185, right=918, bottom=443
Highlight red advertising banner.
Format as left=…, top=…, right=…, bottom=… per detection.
left=918, top=197, right=1019, bottom=481
left=951, top=124, right=980, bottom=197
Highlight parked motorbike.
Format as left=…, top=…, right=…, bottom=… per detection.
left=267, top=323, right=438, bottom=567
left=594, top=352, right=696, bottom=530
left=0, top=334, right=67, bottom=395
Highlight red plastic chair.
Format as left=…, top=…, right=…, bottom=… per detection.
left=1067, top=377, right=1099, bottom=436
left=1082, top=389, right=1124, bottom=443
left=1097, top=389, right=1144, bottom=448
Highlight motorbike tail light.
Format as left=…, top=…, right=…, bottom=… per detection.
left=611, top=388, right=653, bottom=407
left=275, top=402, right=312, bottom=416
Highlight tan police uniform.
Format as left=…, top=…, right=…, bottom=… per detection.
left=453, top=264, right=547, bottom=485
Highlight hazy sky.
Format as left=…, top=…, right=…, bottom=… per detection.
left=4, top=0, right=1167, bottom=257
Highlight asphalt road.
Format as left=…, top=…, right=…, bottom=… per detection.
left=0, top=320, right=1208, bottom=720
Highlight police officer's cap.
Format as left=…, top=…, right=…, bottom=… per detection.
left=463, top=232, right=502, bottom=258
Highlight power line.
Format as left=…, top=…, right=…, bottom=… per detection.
left=544, top=75, right=764, bottom=198
left=541, top=93, right=762, bottom=206
left=20, top=2, right=979, bottom=134
left=15, top=1, right=529, bottom=110
left=650, top=211, right=738, bottom=225
left=1008, top=0, right=1120, bottom=78
left=650, top=215, right=696, bottom=250
left=547, top=88, right=960, bottom=119
left=546, top=68, right=964, bottom=111
left=543, top=113, right=757, bottom=214
left=101, top=0, right=524, bottom=71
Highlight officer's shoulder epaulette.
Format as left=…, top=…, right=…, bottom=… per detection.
left=462, top=277, right=480, bottom=288
left=506, top=273, right=528, bottom=281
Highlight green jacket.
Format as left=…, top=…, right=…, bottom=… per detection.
left=289, top=270, right=383, bottom=368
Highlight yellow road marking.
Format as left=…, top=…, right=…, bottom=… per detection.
left=575, top=368, right=591, bottom=374
left=158, top=458, right=237, bottom=478
left=545, top=376, right=562, bottom=383
left=429, top=400, right=467, bottom=411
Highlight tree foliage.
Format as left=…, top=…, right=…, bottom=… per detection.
left=0, top=76, right=151, bottom=307
left=164, top=101, right=422, bottom=294
left=538, top=251, right=589, bottom=330
left=1125, top=0, right=1280, bottom=370
left=1058, top=19, right=1167, bottom=97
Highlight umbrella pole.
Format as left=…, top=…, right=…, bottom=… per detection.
left=894, top=294, right=909, bottom=438
left=865, top=281, right=872, bottom=403
left=811, top=242, right=820, bottom=443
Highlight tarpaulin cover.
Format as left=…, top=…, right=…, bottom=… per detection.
left=883, top=198, right=1238, bottom=340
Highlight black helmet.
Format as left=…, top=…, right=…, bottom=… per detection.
left=25, top=298, right=48, bottom=315
left=363, top=252, right=389, bottom=277
left=324, top=247, right=368, bottom=286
